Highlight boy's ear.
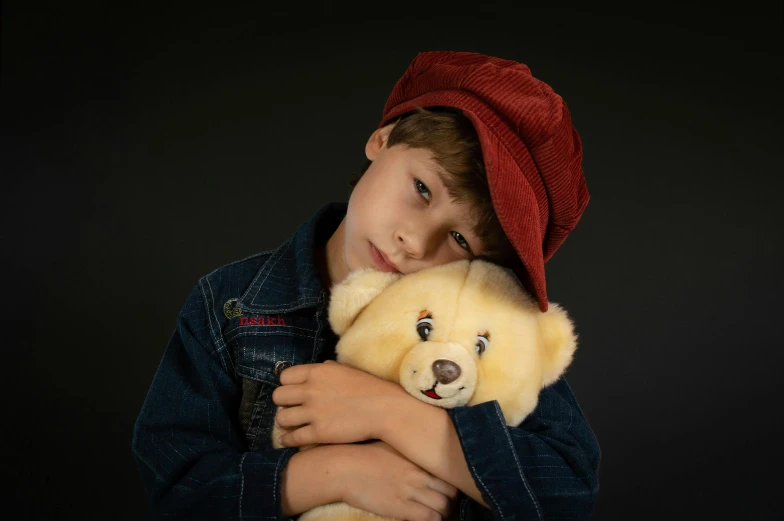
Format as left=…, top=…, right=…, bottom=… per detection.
left=327, top=268, right=402, bottom=335
left=365, top=122, right=396, bottom=161
left=537, top=302, right=578, bottom=387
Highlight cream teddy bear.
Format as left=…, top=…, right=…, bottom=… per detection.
left=273, top=259, right=577, bottom=521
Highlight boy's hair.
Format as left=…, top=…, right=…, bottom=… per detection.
left=350, top=106, right=517, bottom=266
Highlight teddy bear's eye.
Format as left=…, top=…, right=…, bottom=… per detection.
left=476, top=335, right=489, bottom=356
left=416, top=317, right=433, bottom=341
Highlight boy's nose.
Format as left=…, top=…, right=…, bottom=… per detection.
left=399, top=239, right=426, bottom=260
left=396, top=228, right=435, bottom=260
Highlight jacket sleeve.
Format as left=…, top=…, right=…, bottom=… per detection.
left=132, top=281, right=298, bottom=520
left=447, top=379, right=601, bottom=521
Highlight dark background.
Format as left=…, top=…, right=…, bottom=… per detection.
left=2, top=2, right=782, bottom=519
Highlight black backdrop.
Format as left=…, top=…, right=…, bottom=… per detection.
left=2, top=3, right=782, bottom=520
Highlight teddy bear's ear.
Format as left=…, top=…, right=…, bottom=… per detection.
left=327, top=268, right=402, bottom=335
left=537, top=302, right=578, bottom=387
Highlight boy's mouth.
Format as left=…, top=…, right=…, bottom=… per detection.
left=369, top=243, right=400, bottom=273
left=421, top=385, right=442, bottom=400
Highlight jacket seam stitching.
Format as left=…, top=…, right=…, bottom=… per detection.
left=207, top=249, right=278, bottom=279
left=249, top=242, right=289, bottom=306
left=458, top=415, right=504, bottom=519
left=274, top=449, right=288, bottom=519
left=199, top=278, right=220, bottom=356
left=240, top=300, right=322, bottom=314
left=201, top=277, right=233, bottom=374
left=239, top=452, right=247, bottom=519
left=239, top=239, right=290, bottom=306
left=228, top=327, right=318, bottom=337
left=493, top=401, right=543, bottom=521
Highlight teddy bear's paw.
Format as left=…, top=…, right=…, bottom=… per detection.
left=298, top=502, right=395, bottom=521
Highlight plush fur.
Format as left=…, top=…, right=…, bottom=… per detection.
left=273, top=259, right=577, bottom=521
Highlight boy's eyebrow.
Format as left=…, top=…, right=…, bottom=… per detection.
left=416, top=158, right=452, bottom=189
left=424, top=157, right=449, bottom=179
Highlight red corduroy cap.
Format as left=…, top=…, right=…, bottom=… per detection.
left=378, top=51, right=589, bottom=312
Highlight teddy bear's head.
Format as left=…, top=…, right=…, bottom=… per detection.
left=327, top=259, right=577, bottom=426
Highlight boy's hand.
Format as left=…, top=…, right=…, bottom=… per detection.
left=339, top=440, right=458, bottom=521
left=272, top=360, right=410, bottom=447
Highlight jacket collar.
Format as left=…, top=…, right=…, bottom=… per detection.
left=238, top=202, right=347, bottom=314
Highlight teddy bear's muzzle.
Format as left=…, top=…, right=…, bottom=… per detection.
left=399, top=342, right=478, bottom=408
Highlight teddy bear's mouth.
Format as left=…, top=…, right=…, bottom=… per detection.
left=421, top=385, right=442, bottom=400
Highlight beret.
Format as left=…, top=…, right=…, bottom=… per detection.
left=379, top=51, right=589, bottom=312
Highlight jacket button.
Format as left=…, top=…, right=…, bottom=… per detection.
left=274, top=361, right=293, bottom=378
left=223, top=298, right=242, bottom=319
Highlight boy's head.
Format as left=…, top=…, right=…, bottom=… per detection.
left=350, top=106, right=518, bottom=266
left=339, top=51, right=588, bottom=312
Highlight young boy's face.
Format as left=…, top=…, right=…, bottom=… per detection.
left=328, top=122, right=486, bottom=286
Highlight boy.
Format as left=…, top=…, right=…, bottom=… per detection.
left=132, top=51, right=601, bottom=520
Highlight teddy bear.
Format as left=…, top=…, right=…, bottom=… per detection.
left=272, top=258, right=577, bottom=521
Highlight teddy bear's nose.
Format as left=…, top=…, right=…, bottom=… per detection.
left=432, top=359, right=461, bottom=385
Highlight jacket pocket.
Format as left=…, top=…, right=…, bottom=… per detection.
left=238, top=376, right=278, bottom=451
left=231, top=326, right=314, bottom=452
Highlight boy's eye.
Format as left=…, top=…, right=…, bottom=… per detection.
left=451, top=231, right=471, bottom=252
left=413, top=178, right=431, bottom=202
left=412, top=177, right=473, bottom=254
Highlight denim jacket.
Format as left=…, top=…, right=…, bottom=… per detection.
left=132, top=202, right=601, bottom=520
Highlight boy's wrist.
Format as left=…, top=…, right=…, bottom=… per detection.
left=375, top=394, right=424, bottom=442
left=281, top=444, right=350, bottom=516
left=371, top=396, right=396, bottom=442
left=325, top=443, right=359, bottom=503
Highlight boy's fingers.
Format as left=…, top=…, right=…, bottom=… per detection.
left=428, top=476, right=459, bottom=499
left=279, top=424, right=315, bottom=448
left=272, top=385, right=307, bottom=406
left=411, top=487, right=453, bottom=519
left=275, top=405, right=309, bottom=429
left=403, top=501, right=441, bottom=521
left=279, top=364, right=312, bottom=385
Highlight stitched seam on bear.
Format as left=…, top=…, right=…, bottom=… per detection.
left=444, top=265, right=472, bottom=338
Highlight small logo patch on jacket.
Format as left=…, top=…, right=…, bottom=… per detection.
left=239, top=315, right=286, bottom=326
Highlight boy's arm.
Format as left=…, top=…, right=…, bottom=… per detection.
left=380, top=397, right=488, bottom=507
left=280, top=444, right=346, bottom=516
left=380, top=379, right=601, bottom=520
left=132, top=282, right=339, bottom=519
